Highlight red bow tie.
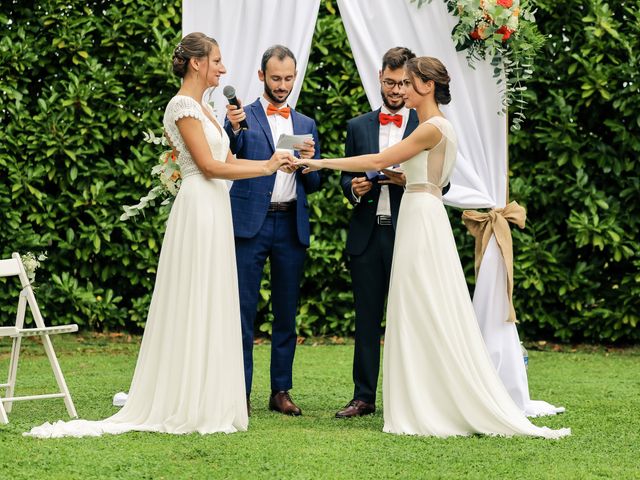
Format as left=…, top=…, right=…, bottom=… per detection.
left=267, top=104, right=291, bottom=119
left=379, top=112, right=402, bottom=128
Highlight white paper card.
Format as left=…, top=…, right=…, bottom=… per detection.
left=276, top=133, right=313, bottom=151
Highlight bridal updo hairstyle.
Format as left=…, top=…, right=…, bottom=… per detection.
left=405, top=57, right=451, bottom=105
left=172, top=32, right=218, bottom=78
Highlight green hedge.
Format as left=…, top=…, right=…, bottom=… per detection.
left=507, top=0, right=640, bottom=342
left=0, top=0, right=181, bottom=330
left=1, top=0, right=638, bottom=342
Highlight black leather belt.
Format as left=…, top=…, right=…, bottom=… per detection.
left=376, top=215, right=392, bottom=226
left=268, top=201, right=296, bottom=212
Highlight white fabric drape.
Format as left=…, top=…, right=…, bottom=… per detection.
left=337, top=0, right=562, bottom=417
left=182, top=0, right=321, bottom=121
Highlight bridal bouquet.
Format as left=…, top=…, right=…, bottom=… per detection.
left=412, top=0, right=544, bottom=130
left=120, top=131, right=181, bottom=221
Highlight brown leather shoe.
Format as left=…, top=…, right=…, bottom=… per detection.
left=269, top=391, right=302, bottom=416
left=335, top=399, right=375, bottom=418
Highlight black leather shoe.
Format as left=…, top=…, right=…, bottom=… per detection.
left=335, top=399, right=375, bottom=418
left=269, top=391, right=302, bottom=416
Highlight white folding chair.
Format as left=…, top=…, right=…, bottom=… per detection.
left=0, top=252, right=78, bottom=424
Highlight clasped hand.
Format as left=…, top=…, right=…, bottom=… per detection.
left=281, top=139, right=316, bottom=174
left=269, top=151, right=296, bottom=174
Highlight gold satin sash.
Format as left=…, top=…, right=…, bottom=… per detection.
left=461, top=201, right=526, bottom=322
left=405, top=183, right=442, bottom=198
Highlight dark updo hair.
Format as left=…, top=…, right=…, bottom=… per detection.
left=172, top=32, right=218, bottom=78
left=405, top=56, right=451, bottom=105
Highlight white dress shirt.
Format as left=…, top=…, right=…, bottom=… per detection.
left=260, top=96, right=297, bottom=203
left=376, top=105, right=409, bottom=216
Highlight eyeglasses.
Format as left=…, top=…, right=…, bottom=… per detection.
left=381, top=79, right=404, bottom=89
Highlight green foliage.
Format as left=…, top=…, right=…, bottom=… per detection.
left=0, top=0, right=182, bottom=330
left=509, top=0, right=640, bottom=342
left=1, top=0, right=638, bottom=343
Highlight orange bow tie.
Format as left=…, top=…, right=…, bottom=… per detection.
left=379, top=112, right=402, bottom=128
left=267, top=104, right=291, bottom=119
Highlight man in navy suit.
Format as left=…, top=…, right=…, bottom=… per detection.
left=224, top=45, right=321, bottom=416
left=335, top=47, right=419, bottom=418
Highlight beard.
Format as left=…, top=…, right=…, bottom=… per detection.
left=264, top=82, right=291, bottom=105
left=381, top=88, right=405, bottom=111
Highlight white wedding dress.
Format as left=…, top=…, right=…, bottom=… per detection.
left=26, top=96, right=248, bottom=437
left=382, top=116, right=569, bottom=439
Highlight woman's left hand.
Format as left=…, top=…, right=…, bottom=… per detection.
left=294, top=158, right=321, bottom=173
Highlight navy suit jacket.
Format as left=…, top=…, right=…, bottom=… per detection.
left=340, top=108, right=419, bottom=256
left=224, top=99, right=321, bottom=247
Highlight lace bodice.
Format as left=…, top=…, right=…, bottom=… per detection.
left=403, top=116, right=457, bottom=194
left=163, top=95, right=230, bottom=178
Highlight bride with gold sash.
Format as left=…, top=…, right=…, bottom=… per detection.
left=295, top=56, right=569, bottom=439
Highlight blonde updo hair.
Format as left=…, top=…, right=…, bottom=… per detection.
left=405, top=56, right=451, bottom=105
left=172, top=32, right=218, bottom=78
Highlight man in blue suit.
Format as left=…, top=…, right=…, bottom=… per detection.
left=335, top=47, right=420, bottom=418
left=224, top=45, right=321, bottom=416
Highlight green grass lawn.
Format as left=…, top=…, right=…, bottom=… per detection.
left=0, top=335, right=638, bottom=479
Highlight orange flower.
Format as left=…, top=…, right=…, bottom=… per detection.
left=471, top=23, right=489, bottom=40
left=497, top=0, right=513, bottom=7
left=496, top=25, right=514, bottom=41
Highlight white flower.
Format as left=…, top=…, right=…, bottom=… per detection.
left=120, top=132, right=182, bottom=221
left=21, top=252, right=46, bottom=283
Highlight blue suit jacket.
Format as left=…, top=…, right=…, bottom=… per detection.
left=224, top=99, right=321, bottom=247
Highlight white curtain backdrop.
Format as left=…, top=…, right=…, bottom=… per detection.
left=337, top=0, right=562, bottom=417
left=182, top=0, right=321, bottom=121
left=182, top=0, right=562, bottom=417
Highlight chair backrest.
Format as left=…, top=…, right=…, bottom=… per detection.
left=0, top=253, right=31, bottom=289
left=0, top=258, right=21, bottom=278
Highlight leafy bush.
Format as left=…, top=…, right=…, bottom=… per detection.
left=509, top=1, right=640, bottom=342
left=1, top=0, right=638, bottom=343
left=0, top=0, right=181, bottom=329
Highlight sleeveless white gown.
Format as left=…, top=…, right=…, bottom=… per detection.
left=382, top=116, right=569, bottom=439
left=26, top=96, right=248, bottom=437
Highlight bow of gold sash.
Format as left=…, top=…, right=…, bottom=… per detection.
left=461, top=201, right=526, bottom=322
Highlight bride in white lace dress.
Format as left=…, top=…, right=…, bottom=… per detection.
left=296, top=57, right=569, bottom=439
left=26, top=33, right=293, bottom=438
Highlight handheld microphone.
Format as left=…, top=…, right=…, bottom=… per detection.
left=222, top=85, right=249, bottom=130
